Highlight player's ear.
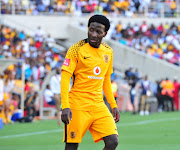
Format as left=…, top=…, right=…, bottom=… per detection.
left=103, top=32, right=107, bottom=37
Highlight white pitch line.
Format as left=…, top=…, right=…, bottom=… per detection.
left=117, top=117, right=180, bottom=127
left=0, top=117, right=180, bottom=139
left=0, top=129, right=63, bottom=139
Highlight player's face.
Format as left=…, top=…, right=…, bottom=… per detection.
left=88, top=22, right=107, bottom=48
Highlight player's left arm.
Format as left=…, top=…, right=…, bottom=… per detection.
left=103, top=51, right=120, bottom=123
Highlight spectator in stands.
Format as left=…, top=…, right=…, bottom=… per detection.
left=173, top=76, right=180, bottom=111
left=161, top=78, right=174, bottom=111
left=24, top=88, right=38, bottom=118
left=128, top=74, right=138, bottom=114
left=44, top=84, right=56, bottom=106
left=139, top=75, right=151, bottom=116
left=155, top=80, right=163, bottom=112
left=170, top=0, right=177, bottom=17
left=4, top=71, right=15, bottom=99
left=45, top=34, right=55, bottom=48
left=24, top=79, right=30, bottom=92
left=50, top=67, right=61, bottom=126
left=10, top=93, right=22, bottom=122
left=124, top=66, right=134, bottom=81
left=34, top=26, right=44, bottom=42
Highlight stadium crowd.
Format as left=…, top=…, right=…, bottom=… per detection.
left=1, top=15, right=180, bottom=126
left=111, top=21, right=180, bottom=66
left=1, top=0, right=179, bottom=17
left=124, top=66, right=180, bottom=115
left=0, top=23, right=64, bottom=124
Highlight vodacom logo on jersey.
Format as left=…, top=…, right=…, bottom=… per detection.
left=93, top=66, right=101, bottom=75
left=88, top=66, right=103, bottom=80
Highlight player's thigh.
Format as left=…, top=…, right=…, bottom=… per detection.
left=64, top=110, right=92, bottom=143
left=89, top=108, right=118, bottom=143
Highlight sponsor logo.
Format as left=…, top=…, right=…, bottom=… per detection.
left=93, top=66, right=101, bottom=75
left=88, top=76, right=103, bottom=80
left=84, top=56, right=91, bottom=59
left=70, top=131, right=76, bottom=139
left=63, top=58, right=70, bottom=66
left=104, top=54, right=109, bottom=63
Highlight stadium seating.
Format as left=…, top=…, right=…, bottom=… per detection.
left=1, top=0, right=179, bottom=18
left=1, top=1, right=180, bottom=121
left=0, top=22, right=64, bottom=121
left=43, top=97, right=56, bottom=108
left=41, top=97, right=56, bottom=119
left=111, top=21, right=180, bottom=66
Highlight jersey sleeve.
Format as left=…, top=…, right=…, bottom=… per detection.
left=61, top=45, right=78, bottom=74
left=105, top=50, right=113, bottom=76
left=61, top=70, right=72, bottom=109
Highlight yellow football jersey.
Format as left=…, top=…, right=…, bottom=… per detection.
left=61, top=39, right=113, bottom=111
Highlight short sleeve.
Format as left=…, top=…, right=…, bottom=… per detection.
left=105, top=51, right=113, bottom=76
left=61, top=45, right=78, bottom=74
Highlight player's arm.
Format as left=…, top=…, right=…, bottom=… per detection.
left=61, top=44, right=78, bottom=124
left=103, top=51, right=120, bottom=123
left=61, top=70, right=72, bottom=124
left=103, top=75, right=120, bottom=123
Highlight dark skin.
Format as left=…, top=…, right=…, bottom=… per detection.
left=88, top=22, right=107, bottom=48
left=61, top=22, right=120, bottom=150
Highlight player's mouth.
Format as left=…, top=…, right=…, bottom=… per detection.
left=91, top=40, right=96, bottom=43
left=90, top=39, right=97, bottom=43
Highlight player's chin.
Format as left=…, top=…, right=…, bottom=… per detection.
left=89, top=42, right=99, bottom=48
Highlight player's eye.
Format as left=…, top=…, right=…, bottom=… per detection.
left=97, top=30, right=102, bottom=34
left=89, top=28, right=94, bottom=32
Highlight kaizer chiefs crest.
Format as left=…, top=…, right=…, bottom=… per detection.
left=104, top=54, right=109, bottom=63
left=70, top=131, right=76, bottom=139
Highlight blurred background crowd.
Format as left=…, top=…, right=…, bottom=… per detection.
left=0, top=23, right=65, bottom=124
left=0, top=0, right=180, bottom=126
left=111, top=21, right=180, bottom=66
left=1, top=0, right=180, bottom=17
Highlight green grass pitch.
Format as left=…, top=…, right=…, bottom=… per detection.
left=0, top=112, right=180, bottom=150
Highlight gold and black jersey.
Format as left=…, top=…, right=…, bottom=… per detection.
left=61, top=39, right=113, bottom=111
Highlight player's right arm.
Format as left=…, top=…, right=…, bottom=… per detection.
left=61, top=70, right=72, bottom=124
left=61, top=44, right=79, bottom=124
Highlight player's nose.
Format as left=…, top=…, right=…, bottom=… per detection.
left=91, top=31, right=98, bottom=38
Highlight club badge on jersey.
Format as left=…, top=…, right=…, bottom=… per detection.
left=70, top=131, right=76, bottom=139
left=103, top=54, right=109, bottom=63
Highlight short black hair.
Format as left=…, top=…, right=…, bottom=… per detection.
left=88, top=15, right=110, bottom=32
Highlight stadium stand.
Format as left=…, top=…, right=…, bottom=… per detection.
left=111, top=21, right=180, bottom=66
left=0, top=1, right=180, bottom=124
left=0, top=22, right=65, bottom=123
left=1, top=0, right=180, bottom=18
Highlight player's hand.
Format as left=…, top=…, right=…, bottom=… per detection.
left=112, top=107, right=120, bottom=123
left=61, top=108, right=72, bottom=124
